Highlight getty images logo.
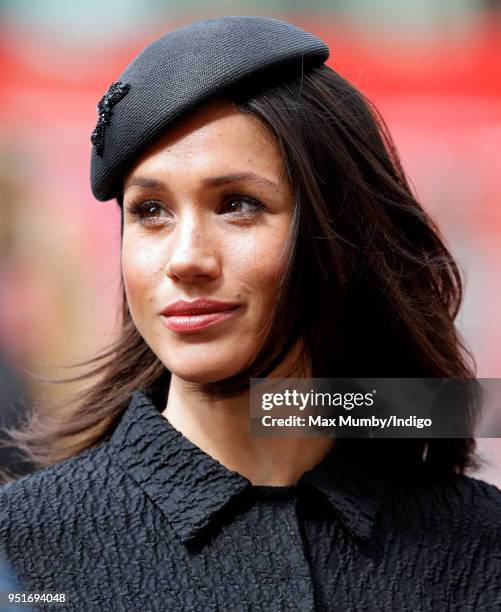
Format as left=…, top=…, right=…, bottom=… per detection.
left=261, top=388, right=376, bottom=411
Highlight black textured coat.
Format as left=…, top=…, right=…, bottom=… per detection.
left=1, top=389, right=500, bottom=611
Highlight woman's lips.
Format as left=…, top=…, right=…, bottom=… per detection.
left=161, top=307, right=240, bottom=333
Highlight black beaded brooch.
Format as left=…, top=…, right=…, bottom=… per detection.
left=91, top=81, right=130, bottom=156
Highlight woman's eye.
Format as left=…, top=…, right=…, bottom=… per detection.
left=126, top=201, right=169, bottom=227
left=126, top=195, right=265, bottom=227
left=220, top=196, right=265, bottom=216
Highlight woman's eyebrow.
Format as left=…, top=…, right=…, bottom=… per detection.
left=203, top=172, right=278, bottom=189
left=125, top=177, right=165, bottom=191
left=125, top=172, right=278, bottom=192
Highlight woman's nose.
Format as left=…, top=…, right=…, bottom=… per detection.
left=164, top=218, right=220, bottom=283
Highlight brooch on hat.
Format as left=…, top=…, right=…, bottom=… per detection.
left=91, top=81, right=130, bottom=156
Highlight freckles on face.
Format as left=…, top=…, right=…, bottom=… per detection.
left=120, top=100, right=294, bottom=384
left=121, top=235, right=159, bottom=311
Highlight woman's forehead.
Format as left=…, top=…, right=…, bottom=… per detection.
left=124, top=103, right=282, bottom=187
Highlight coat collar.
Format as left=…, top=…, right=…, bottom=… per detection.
left=109, top=389, right=387, bottom=545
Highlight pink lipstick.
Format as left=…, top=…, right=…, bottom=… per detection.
left=160, top=298, right=240, bottom=333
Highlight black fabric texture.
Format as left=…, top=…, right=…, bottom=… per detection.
left=90, top=15, right=330, bottom=202
left=1, top=388, right=500, bottom=611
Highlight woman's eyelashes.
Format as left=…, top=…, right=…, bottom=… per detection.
left=125, top=200, right=171, bottom=227
left=125, top=194, right=267, bottom=227
left=219, top=195, right=266, bottom=216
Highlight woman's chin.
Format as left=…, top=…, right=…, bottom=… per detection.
left=168, top=364, right=244, bottom=385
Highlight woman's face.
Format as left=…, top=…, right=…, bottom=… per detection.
left=121, top=100, right=295, bottom=384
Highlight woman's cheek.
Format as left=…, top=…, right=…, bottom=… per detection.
left=122, top=238, right=164, bottom=313
left=248, top=234, right=289, bottom=295
left=227, top=226, right=289, bottom=290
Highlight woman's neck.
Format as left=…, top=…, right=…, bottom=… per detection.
left=162, top=361, right=336, bottom=487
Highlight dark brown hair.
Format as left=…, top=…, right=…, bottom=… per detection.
left=0, top=63, right=478, bottom=484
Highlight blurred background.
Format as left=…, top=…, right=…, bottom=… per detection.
left=0, top=1, right=500, bottom=485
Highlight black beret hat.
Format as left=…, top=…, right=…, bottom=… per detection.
left=90, top=15, right=330, bottom=202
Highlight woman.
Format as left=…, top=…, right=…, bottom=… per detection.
left=1, top=15, right=500, bottom=612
